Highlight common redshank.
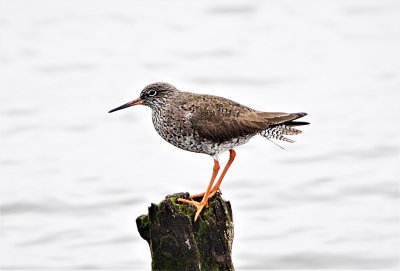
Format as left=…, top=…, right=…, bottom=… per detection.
left=109, top=82, right=309, bottom=221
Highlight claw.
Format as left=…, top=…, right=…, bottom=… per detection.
left=194, top=204, right=205, bottom=221
left=177, top=198, right=196, bottom=205
left=178, top=198, right=207, bottom=221
left=189, top=192, right=205, bottom=200
left=176, top=151, right=236, bottom=221
left=190, top=189, right=222, bottom=200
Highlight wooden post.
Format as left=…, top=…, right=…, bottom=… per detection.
left=136, top=193, right=234, bottom=271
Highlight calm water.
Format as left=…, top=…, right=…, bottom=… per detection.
left=1, top=0, right=399, bottom=270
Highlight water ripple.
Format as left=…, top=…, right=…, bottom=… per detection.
left=2, top=197, right=142, bottom=216
left=282, top=145, right=399, bottom=164
left=174, top=49, right=237, bottom=59
left=342, top=4, right=397, bottom=15
left=35, top=63, right=97, bottom=73
left=205, top=5, right=256, bottom=15
left=2, top=108, right=40, bottom=116
left=188, top=76, right=288, bottom=86
left=16, top=229, right=84, bottom=247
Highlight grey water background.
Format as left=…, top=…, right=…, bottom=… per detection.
left=0, top=0, right=399, bottom=270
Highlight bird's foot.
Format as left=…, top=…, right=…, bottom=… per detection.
left=189, top=189, right=222, bottom=200
left=208, top=189, right=219, bottom=199
left=178, top=198, right=208, bottom=221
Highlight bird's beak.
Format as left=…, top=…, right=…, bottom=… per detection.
left=108, top=98, right=144, bottom=113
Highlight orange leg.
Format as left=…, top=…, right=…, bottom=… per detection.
left=178, top=159, right=220, bottom=221
left=189, top=191, right=211, bottom=200
left=189, top=149, right=236, bottom=200
left=209, top=149, right=236, bottom=198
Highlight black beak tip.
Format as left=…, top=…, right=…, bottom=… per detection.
left=108, top=102, right=133, bottom=114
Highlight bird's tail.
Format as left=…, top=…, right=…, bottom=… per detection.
left=260, top=112, right=309, bottom=143
left=260, top=125, right=301, bottom=143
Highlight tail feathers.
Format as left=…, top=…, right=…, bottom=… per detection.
left=285, top=121, right=310, bottom=127
left=260, top=111, right=308, bottom=144
left=285, top=112, right=309, bottom=127
left=260, top=124, right=302, bottom=143
left=293, top=112, right=308, bottom=119
left=280, top=125, right=302, bottom=135
left=276, top=135, right=295, bottom=143
left=260, top=126, right=295, bottom=142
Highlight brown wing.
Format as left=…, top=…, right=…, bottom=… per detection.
left=189, top=95, right=307, bottom=143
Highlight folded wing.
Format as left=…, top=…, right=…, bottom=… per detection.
left=189, top=96, right=308, bottom=143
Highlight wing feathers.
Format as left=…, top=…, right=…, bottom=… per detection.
left=188, top=94, right=308, bottom=143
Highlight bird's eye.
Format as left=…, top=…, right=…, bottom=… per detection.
left=148, top=90, right=157, bottom=97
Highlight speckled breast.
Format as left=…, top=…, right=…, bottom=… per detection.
left=151, top=108, right=252, bottom=158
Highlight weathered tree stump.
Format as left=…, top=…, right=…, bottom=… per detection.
left=136, top=192, right=234, bottom=271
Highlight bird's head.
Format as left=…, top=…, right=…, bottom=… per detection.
left=108, top=82, right=178, bottom=113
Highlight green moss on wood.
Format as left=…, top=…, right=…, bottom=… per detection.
left=136, top=214, right=150, bottom=243
left=137, top=192, right=234, bottom=271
